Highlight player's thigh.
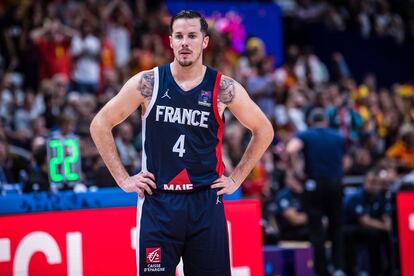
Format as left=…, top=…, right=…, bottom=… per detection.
left=137, top=196, right=184, bottom=275
left=137, top=239, right=182, bottom=275
left=182, top=195, right=231, bottom=276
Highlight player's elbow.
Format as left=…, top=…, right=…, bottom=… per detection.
left=253, top=118, right=274, bottom=147
left=89, top=116, right=99, bottom=139
left=90, top=113, right=107, bottom=139
left=262, top=118, right=274, bottom=146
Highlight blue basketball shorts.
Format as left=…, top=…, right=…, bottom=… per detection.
left=135, top=188, right=231, bottom=275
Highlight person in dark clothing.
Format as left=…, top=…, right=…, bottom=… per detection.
left=287, top=108, right=346, bottom=276
left=343, top=169, right=391, bottom=275
left=275, top=170, right=309, bottom=241
left=23, top=138, right=50, bottom=193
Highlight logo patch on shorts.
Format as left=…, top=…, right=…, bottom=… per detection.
left=146, top=247, right=162, bottom=264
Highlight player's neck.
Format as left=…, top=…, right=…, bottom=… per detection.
left=170, top=60, right=205, bottom=82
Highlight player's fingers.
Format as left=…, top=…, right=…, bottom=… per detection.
left=137, top=188, right=145, bottom=198
left=146, top=172, right=155, bottom=182
left=137, top=182, right=153, bottom=195
left=141, top=177, right=157, bottom=190
left=217, top=188, right=226, bottom=196
left=211, top=182, right=225, bottom=189
left=143, top=172, right=156, bottom=182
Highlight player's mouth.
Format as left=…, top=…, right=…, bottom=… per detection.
left=179, top=50, right=192, bottom=55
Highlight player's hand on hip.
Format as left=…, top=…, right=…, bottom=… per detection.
left=120, top=172, right=156, bottom=198
left=211, top=175, right=239, bottom=196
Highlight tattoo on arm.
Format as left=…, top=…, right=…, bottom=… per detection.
left=218, top=77, right=235, bottom=105
left=138, top=71, right=154, bottom=100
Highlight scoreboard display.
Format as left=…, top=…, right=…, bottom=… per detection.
left=47, top=135, right=81, bottom=185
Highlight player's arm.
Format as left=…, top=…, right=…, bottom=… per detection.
left=212, top=76, right=274, bottom=195
left=90, top=70, right=156, bottom=197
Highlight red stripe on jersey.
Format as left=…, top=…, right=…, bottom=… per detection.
left=213, top=71, right=225, bottom=176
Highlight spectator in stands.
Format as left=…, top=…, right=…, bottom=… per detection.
left=286, top=108, right=346, bottom=276
left=324, top=6, right=346, bottom=32
left=346, top=147, right=372, bottom=175
left=274, top=169, right=309, bottom=241
left=0, top=138, right=12, bottom=189
left=130, top=33, right=166, bottom=75
left=70, top=19, right=101, bottom=94
left=1, top=4, right=28, bottom=74
left=294, top=46, right=329, bottom=88
left=246, top=56, right=276, bottom=119
left=14, top=92, right=39, bottom=133
left=30, top=19, right=75, bottom=81
left=42, top=75, right=68, bottom=129
left=223, top=120, right=245, bottom=168
left=98, top=70, right=121, bottom=107
left=51, top=113, right=76, bottom=137
left=236, top=37, right=266, bottom=85
left=357, top=1, right=372, bottom=39
left=285, top=88, right=308, bottom=132
left=0, top=71, right=25, bottom=127
left=330, top=52, right=350, bottom=82
left=69, top=94, right=97, bottom=136
left=31, top=117, right=48, bottom=138
left=327, top=94, right=363, bottom=144
left=386, top=124, right=414, bottom=172
left=375, top=1, right=392, bottom=38
left=242, top=151, right=271, bottom=199
left=23, top=137, right=49, bottom=193
left=102, top=0, right=132, bottom=81
left=115, top=122, right=140, bottom=175
left=343, top=169, right=391, bottom=275
left=273, top=46, right=298, bottom=91
left=99, top=28, right=116, bottom=85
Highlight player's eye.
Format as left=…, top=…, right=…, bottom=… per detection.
left=175, top=34, right=183, bottom=39
left=189, top=34, right=196, bottom=39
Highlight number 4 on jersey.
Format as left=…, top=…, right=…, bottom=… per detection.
left=173, top=135, right=186, bottom=157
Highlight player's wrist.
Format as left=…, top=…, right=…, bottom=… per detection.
left=118, top=175, right=131, bottom=191
left=229, top=175, right=238, bottom=186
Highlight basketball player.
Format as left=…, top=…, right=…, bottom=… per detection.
left=90, top=10, right=273, bottom=275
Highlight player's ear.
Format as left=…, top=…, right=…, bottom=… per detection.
left=169, top=35, right=173, bottom=49
left=202, top=35, right=209, bottom=50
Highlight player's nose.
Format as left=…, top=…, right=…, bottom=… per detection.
left=181, top=37, right=190, bottom=47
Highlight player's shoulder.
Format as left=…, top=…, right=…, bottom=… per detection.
left=219, top=74, right=246, bottom=91
left=217, top=74, right=246, bottom=105
left=128, top=68, right=157, bottom=99
left=135, top=68, right=156, bottom=82
left=219, top=74, right=238, bottom=85
left=217, top=75, right=236, bottom=105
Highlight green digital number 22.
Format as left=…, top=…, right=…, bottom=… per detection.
left=49, top=140, right=64, bottom=182
left=64, top=138, right=79, bottom=181
left=49, top=138, right=80, bottom=182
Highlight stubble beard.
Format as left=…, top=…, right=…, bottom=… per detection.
left=176, top=50, right=202, bottom=67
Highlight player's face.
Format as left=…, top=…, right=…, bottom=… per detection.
left=170, top=18, right=209, bottom=67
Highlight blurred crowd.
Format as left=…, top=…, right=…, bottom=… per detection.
left=278, top=0, right=414, bottom=44
left=1, top=0, right=414, bottom=274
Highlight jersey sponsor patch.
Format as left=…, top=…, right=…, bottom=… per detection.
left=163, top=169, right=193, bottom=190
left=198, top=90, right=212, bottom=107
left=163, top=183, right=194, bottom=191
left=146, top=247, right=161, bottom=263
